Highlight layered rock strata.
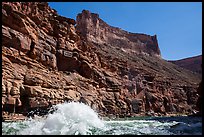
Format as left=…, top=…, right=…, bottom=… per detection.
left=76, top=10, right=161, bottom=58
left=2, top=2, right=201, bottom=121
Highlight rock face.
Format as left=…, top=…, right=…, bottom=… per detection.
left=2, top=2, right=202, bottom=121
left=169, top=55, right=202, bottom=75
left=76, top=10, right=161, bottom=58
left=195, top=80, right=202, bottom=115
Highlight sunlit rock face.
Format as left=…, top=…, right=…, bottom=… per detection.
left=76, top=10, right=161, bottom=57
left=2, top=2, right=201, bottom=121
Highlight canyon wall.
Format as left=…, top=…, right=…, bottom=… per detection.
left=76, top=10, right=161, bottom=57
left=2, top=2, right=201, bottom=121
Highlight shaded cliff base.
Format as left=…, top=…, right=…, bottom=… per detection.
left=2, top=94, right=202, bottom=122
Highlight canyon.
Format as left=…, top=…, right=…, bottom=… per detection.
left=2, top=2, right=202, bottom=121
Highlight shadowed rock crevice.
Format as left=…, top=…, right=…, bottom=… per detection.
left=26, top=40, right=36, bottom=59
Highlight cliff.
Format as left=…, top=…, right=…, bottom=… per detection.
left=2, top=2, right=201, bottom=121
left=76, top=10, right=161, bottom=57
left=169, top=55, right=202, bottom=75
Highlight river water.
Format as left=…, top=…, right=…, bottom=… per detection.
left=2, top=102, right=202, bottom=135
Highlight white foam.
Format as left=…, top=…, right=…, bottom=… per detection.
left=17, top=102, right=104, bottom=135
left=103, top=119, right=179, bottom=135
left=2, top=102, right=202, bottom=135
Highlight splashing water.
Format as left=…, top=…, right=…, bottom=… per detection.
left=3, top=102, right=104, bottom=135
left=2, top=102, right=202, bottom=135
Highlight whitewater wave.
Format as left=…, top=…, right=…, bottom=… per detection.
left=2, top=102, right=202, bottom=135
left=3, top=102, right=104, bottom=135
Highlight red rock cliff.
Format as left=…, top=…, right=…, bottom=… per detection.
left=76, top=10, right=161, bottom=57
left=2, top=2, right=201, bottom=121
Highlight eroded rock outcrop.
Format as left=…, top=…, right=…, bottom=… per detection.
left=2, top=2, right=201, bottom=121
left=76, top=10, right=161, bottom=57
left=76, top=10, right=201, bottom=117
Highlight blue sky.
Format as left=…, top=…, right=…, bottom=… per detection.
left=48, top=2, right=202, bottom=60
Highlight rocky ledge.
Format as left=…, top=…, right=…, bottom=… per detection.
left=2, top=2, right=202, bottom=121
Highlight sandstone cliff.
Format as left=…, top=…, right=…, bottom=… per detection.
left=2, top=2, right=201, bottom=121
left=76, top=10, right=161, bottom=57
